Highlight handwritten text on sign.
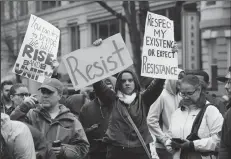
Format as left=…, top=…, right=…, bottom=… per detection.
left=63, top=33, right=133, bottom=90
left=12, top=14, right=60, bottom=83
left=141, top=12, right=178, bottom=80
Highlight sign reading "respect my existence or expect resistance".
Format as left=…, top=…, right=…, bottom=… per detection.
left=141, top=12, right=178, bottom=80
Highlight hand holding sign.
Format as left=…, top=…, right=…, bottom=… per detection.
left=63, top=33, right=133, bottom=91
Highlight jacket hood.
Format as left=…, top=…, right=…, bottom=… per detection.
left=103, top=76, right=117, bottom=90
left=115, top=69, right=141, bottom=93
left=164, top=79, right=178, bottom=95
left=65, top=94, right=86, bottom=115
left=164, top=68, right=185, bottom=95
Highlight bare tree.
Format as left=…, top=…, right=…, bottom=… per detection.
left=96, top=1, right=151, bottom=87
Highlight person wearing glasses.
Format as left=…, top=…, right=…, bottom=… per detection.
left=167, top=75, right=223, bottom=159
left=218, top=66, right=231, bottom=159
left=0, top=80, right=14, bottom=115
left=147, top=69, right=185, bottom=159
left=10, top=78, right=89, bottom=159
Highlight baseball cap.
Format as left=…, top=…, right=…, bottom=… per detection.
left=38, top=78, right=64, bottom=93
left=217, top=66, right=231, bottom=82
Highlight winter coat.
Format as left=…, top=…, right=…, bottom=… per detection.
left=79, top=98, right=111, bottom=154
left=219, top=107, right=231, bottom=159
left=147, top=79, right=182, bottom=149
left=93, top=70, right=165, bottom=148
left=1, top=113, right=36, bottom=159
left=168, top=101, right=223, bottom=159
left=10, top=104, right=89, bottom=159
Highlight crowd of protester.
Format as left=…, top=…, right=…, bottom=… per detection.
left=1, top=39, right=231, bottom=159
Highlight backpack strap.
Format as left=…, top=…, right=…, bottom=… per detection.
left=191, top=103, right=211, bottom=135
left=123, top=94, right=152, bottom=159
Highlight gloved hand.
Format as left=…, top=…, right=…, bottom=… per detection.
left=171, top=139, right=195, bottom=151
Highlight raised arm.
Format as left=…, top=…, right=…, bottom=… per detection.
left=93, top=80, right=117, bottom=105
left=141, top=78, right=165, bottom=107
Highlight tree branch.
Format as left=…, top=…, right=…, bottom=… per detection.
left=96, top=1, right=128, bottom=23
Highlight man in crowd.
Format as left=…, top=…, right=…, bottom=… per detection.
left=8, top=83, right=56, bottom=159
left=1, top=80, right=14, bottom=115
left=10, top=78, right=89, bottom=159
left=218, top=66, right=231, bottom=159
left=187, top=69, right=226, bottom=115
left=79, top=76, right=116, bottom=159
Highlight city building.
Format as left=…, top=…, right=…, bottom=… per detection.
left=1, top=1, right=230, bottom=95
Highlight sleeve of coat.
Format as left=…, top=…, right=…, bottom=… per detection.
left=142, top=79, right=165, bottom=108
left=14, top=122, right=36, bottom=159
left=147, top=94, right=170, bottom=145
left=218, top=109, right=231, bottom=159
left=193, top=106, right=224, bottom=152
left=93, top=80, right=117, bottom=105
left=61, top=118, right=89, bottom=159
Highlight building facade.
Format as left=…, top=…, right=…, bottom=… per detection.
left=1, top=1, right=230, bottom=95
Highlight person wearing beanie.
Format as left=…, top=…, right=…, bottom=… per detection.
left=10, top=78, right=89, bottom=159
left=218, top=66, right=231, bottom=159
left=79, top=76, right=117, bottom=159
left=167, top=75, right=223, bottom=159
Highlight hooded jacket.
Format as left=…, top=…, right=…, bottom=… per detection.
left=219, top=107, right=231, bottom=159
left=10, top=104, right=89, bottom=159
left=93, top=70, right=165, bottom=148
left=1, top=113, right=36, bottom=159
left=147, top=79, right=182, bottom=149
left=79, top=76, right=116, bottom=154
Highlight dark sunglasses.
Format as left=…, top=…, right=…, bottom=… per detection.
left=14, top=93, right=31, bottom=98
left=40, top=88, right=54, bottom=95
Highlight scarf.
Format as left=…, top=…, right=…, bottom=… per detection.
left=117, top=91, right=137, bottom=105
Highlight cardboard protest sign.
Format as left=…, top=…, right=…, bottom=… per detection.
left=141, top=12, right=178, bottom=80
left=62, top=33, right=133, bottom=90
left=12, top=14, right=60, bottom=83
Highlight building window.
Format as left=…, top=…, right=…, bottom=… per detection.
left=9, top=1, right=14, bottom=19
left=191, top=63, right=195, bottom=69
left=206, top=1, right=216, bottom=6
left=36, top=1, right=61, bottom=12
left=191, top=40, right=194, bottom=45
left=69, top=24, right=80, bottom=51
left=191, top=56, right=195, bottom=61
left=69, top=1, right=76, bottom=3
left=19, top=1, right=28, bottom=16
left=91, top=19, right=125, bottom=42
left=191, top=32, right=194, bottom=38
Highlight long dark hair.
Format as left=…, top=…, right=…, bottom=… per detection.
left=115, top=70, right=141, bottom=94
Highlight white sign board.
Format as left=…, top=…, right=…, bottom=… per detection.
left=62, top=33, right=133, bottom=90
left=141, top=12, right=178, bottom=80
left=12, top=14, right=60, bottom=83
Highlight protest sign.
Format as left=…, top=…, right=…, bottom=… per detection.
left=12, top=14, right=60, bottom=83
left=141, top=12, right=178, bottom=80
left=62, top=33, right=133, bottom=90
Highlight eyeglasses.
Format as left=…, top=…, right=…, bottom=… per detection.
left=14, top=93, right=31, bottom=98
left=40, top=88, right=54, bottom=95
left=179, top=89, right=198, bottom=97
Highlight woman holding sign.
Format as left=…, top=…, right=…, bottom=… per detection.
left=91, top=39, right=171, bottom=159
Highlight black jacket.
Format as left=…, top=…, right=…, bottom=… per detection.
left=219, top=106, right=231, bottom=159
left=93, top=70, right=165, bottom=148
